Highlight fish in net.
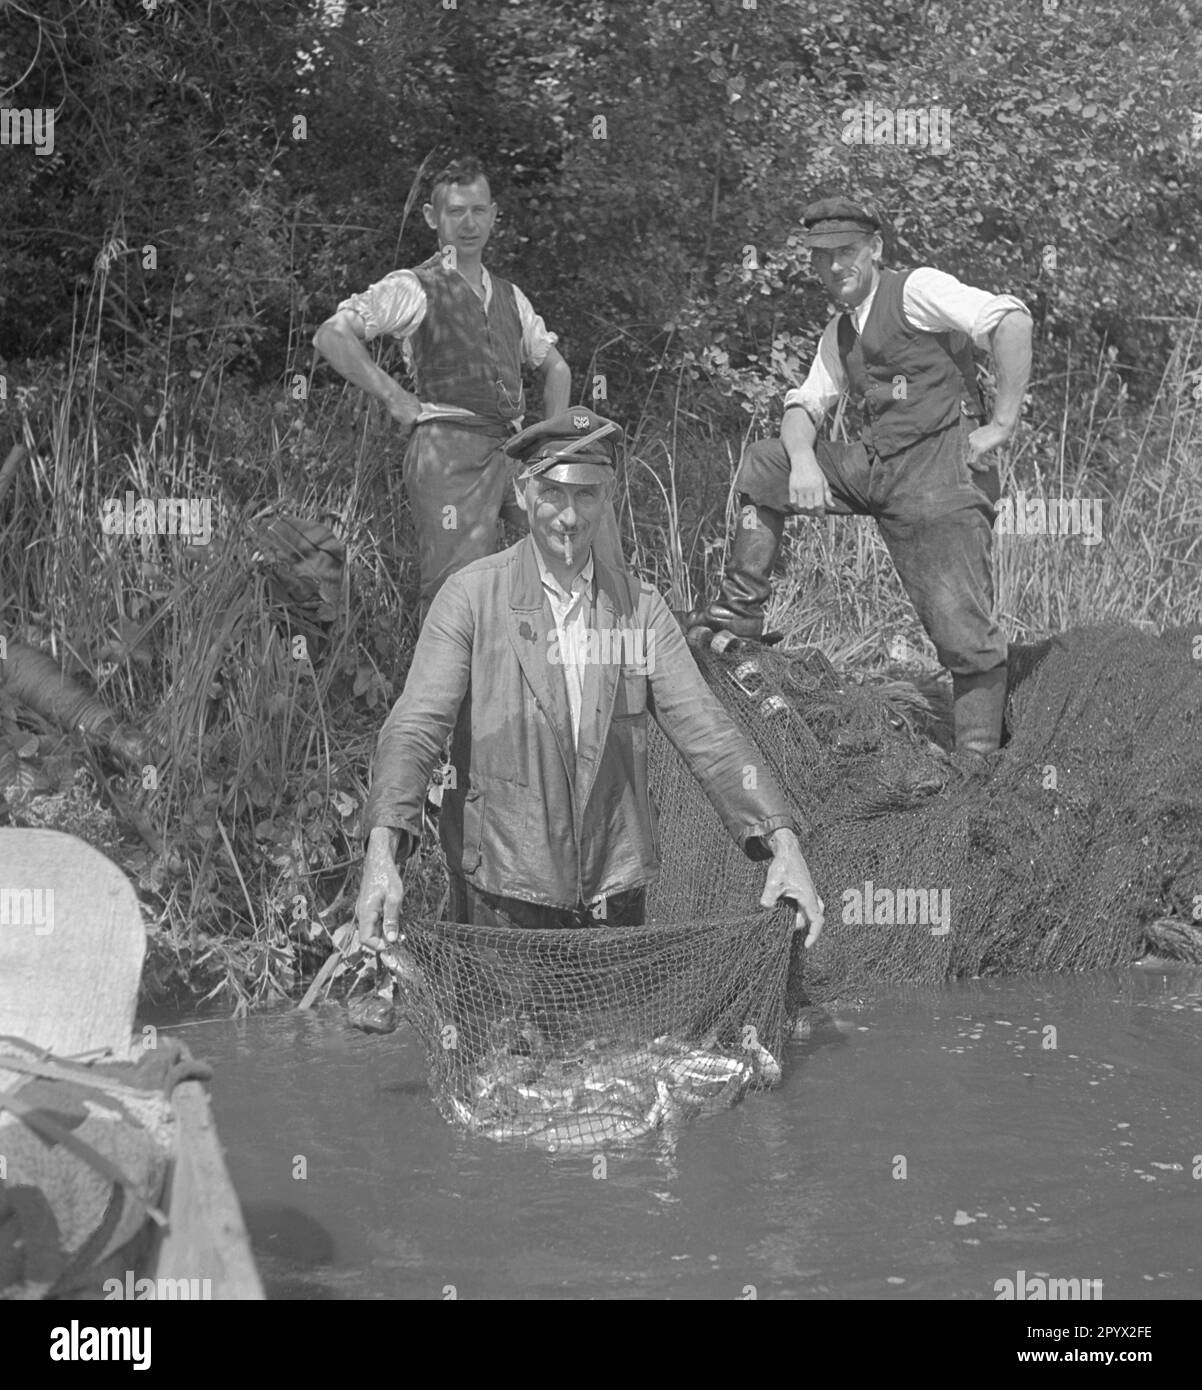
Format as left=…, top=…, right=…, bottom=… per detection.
left=378, top=909, right=794, bottom=1151
left=377, top=621, right=1202, bottom=1148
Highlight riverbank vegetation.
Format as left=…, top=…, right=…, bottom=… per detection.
left=1, top=0, right=1199, bottom=1008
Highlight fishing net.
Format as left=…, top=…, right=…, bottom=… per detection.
left=380, top=909, right=794, bottom=1151
left=692, top=622, right=1202, bottom=1005
left=377, top=621, right=1202, bottom=1148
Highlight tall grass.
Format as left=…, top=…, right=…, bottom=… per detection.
left=2, top=288, right=1199, bottom=1010
left=2, top=287, right=420, bottom=1010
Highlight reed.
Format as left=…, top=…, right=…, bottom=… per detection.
left=2, top=295, right=1199, bottom=1008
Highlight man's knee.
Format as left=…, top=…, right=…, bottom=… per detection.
left=736, top=437, right=791, bottom=506
left=919, top=599, right=1007, bottom=675
left=931, top=631, right=1008, bottom=678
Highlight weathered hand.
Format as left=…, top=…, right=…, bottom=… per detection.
left=965, top=420, right=1012, bottom=471
left=355, top=835, right=405, bottom=952
left=760, top=831, right=825, bottom=948
left=383, top=385, right=422, bottom=437
left=787, top=453, right=834, bottom=514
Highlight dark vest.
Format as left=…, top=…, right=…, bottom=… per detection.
left=410, top=255, right=525, bottom=421
left=836, top=267, right=983, bottom=458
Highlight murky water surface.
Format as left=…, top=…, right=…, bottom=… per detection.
left=152, top=967, right=1202, bottom=1300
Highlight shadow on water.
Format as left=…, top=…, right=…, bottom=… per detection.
left=242, top=1202, right=338, bottom=1300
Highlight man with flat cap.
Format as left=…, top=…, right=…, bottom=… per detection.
left=689, top=197, right=1033, bottom=760
left=355, top=407, right=825, bottom=944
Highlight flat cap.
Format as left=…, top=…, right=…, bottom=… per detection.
left=504, top=407, right=623, bottom=485
left=802, top=196, right=882, bottom=248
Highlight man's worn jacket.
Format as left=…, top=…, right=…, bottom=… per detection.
left=363, top=537, right=799, bottom=908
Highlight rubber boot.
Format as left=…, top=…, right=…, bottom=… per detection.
left=686, top=497, right=785, bottom=646
left=951, top=664, right=1008, bottom=758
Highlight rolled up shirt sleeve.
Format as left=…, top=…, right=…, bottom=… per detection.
left=337, top=269, right=428, bottom=343
left=902, top=267, right=1031, bottom=349
left=644, top=586, right=800, bottom=858
left=512, top=283, right=559, bottom=369
left=782, top=317, right=846, bottom=423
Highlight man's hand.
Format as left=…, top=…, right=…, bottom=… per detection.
left=965, top=420, right=1012, bottom=471
left=356, top=827, right=406, bottom=952
left=382, top=382, right=422, bottom=440
left=760, top=827, right=825, bottom=948
left=787, top=452, right=834, bottom=514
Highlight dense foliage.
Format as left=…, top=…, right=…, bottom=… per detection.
left=3, top=0, right=1200, bottom=415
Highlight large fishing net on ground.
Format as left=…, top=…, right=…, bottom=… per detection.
left=366, top=622, right=1202, bottom=1150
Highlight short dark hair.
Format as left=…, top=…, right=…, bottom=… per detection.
left=429, top=157, right=490, bottom=209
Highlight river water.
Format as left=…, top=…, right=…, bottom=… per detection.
left=153, top=965, right=1202, bottom=1300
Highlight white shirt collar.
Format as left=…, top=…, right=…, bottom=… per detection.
left=849, top=267, right=882, bottom=332
left=534, top=545, right=595, bottom=604
left=456, top=264, right=491, bottom=307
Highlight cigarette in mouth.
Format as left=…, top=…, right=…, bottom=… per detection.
left=563, top=533, right=573, bottom=566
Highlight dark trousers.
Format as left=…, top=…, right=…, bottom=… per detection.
left=447, top=874, right=646, bottom=929
left=736, top=416, right=1006, bottom=676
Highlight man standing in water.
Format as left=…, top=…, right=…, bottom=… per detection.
left=354, top=408, right=824, bottom=946
left=314, top=156, right=572, bottom=613
left=688, top=197, right=1033, bottom=761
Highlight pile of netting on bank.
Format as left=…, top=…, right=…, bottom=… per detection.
left=680, top=621, right=1202, bottom=1004
left=377, top=621, right=1202, bottom=1149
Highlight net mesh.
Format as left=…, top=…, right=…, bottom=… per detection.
left=380, top=621, right=1202, bottom=1149
left=384, top=911, right=793, bottom=1151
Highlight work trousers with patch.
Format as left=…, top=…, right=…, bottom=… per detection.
left=737, top=415, right=1006, bottom=677
left=403, top=419, right=626, bottom=617
left=447, top=873, right=646, bottom=930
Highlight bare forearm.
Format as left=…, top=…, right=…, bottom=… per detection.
left=768, top=826, right=801, bottom=854
left=314, top=320, right=420, bottom=413
left=781, top=405, right=819, bottom=463
left=541, top=357, right=571, bottom=416
left=989, top=313, right=1033, bottom=430
left=367, top=826, right=402, bottom=858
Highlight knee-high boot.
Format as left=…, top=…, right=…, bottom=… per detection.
left=687, top=497, right=785, bottom=641
left=951, top=664, right=1008, bottom=756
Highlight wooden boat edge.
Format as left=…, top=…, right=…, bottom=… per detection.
left=149, top=1076, right=265, bottom=1300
